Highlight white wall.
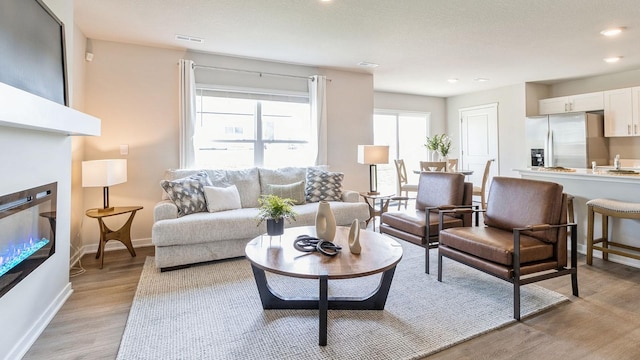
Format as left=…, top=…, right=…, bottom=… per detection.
left=80, top=42, right=375, bottom=250
left=446, top=84, right=527, bottom=177
left=81, top=41, right=186, bottom=250
left=0, top=2, right=77, bottom=358
left=374, top=91, right=447, bottom=134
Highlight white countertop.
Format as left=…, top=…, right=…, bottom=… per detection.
left=515, top=167, right=640, bottom=184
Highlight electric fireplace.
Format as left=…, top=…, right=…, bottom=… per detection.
left=0, top=183, right=56, bottom=298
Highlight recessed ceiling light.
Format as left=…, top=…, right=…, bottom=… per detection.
left=357, top=61, right=379, bottom=68
left=604, top=56, right=622, bottom=63
left=474, top=78, right=489, bottom=82
left=447, top=78, right=459, bottom=83
left=600, top=27, right=624, bottom=37
left=175, top=34, right=204, bottom=44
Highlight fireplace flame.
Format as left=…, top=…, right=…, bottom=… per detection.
left=0, top=238, right=50, bottom=277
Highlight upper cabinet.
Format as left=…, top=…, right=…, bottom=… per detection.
left=604, top=87, right=637, bottom=137
left=539, top=92, right=604, bottom=115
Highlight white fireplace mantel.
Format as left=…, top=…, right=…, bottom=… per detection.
left=0, top=82, right=100, bottom=136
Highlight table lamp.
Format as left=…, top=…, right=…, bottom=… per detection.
left=357, top=145, right=389, bottom=195
left=82, top=159, right=127, bottom=212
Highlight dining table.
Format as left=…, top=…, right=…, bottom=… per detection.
left=413, top=169, right=474, bottom=175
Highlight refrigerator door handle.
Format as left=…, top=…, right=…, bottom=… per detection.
left=547, top=130, right=554, bottom=167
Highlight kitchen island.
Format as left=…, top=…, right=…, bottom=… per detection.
left=516, top=167, right=640, bottom=269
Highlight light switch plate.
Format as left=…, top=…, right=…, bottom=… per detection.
left=120, top=144, right=129, bottom=155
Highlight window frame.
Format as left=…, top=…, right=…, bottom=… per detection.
left=194, top=86, right=313, bottom=168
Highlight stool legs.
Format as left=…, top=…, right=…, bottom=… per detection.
left=602, top=214, right=609, bottom=261
left=587, top=206, right=594, bottom=265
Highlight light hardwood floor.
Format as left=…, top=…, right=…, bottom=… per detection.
left=24, top=246, right=640, bottom=360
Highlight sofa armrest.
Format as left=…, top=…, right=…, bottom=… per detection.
left=341, top=190, right=360, bottom=203
left=154, top=200, right=178, bottom=221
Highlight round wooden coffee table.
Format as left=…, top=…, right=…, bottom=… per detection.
left=245, top=226, right=403, bottom=346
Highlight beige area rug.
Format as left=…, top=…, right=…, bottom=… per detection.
left=117, top=240, right=568, bottom=360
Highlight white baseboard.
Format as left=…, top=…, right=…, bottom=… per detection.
left=5, top=283, right=73, bottom=360
left=69, top=238, right=153, bottom=268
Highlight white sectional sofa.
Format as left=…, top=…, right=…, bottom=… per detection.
left=152, top=166, right=369, bottom=270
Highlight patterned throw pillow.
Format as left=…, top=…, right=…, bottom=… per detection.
left=266, top=181, right=306, bottom=205
left=305, top=168, right=344, bottom=202
left=160, top=171, right=212, bottom=216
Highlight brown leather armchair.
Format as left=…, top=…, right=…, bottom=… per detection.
left=380, top=172, right=473, bottom=274
left=437, top=176, right=578, bottom=320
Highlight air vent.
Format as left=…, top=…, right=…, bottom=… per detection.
left=175, top=34, right=204, bottom=44
left=357, top=61, right=379, bottom=68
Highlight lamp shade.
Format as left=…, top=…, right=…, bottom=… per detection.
left=82, top=159, right=127, bottom=187
left=357, top=145, right=389, bottom=165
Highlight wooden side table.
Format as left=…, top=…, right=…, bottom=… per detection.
left=359, top=193, right=394, bottom=230
left=85, top=206, right=143, bottom=269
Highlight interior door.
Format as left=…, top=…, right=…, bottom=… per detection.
left=459, top=104, right=499, bottom=195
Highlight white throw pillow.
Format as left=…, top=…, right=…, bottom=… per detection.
left=203, top=185, right=242, bottom=213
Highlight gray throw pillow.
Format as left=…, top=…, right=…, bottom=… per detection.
left=305, top=168, right=344, bottom=202
left=266, top=181, right=306, bottom=205
left=160, top=171, right=212, bottom=216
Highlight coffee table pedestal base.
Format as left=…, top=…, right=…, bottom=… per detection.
left=250, top=265, right=397, bottom=346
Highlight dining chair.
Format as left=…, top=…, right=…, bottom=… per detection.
left=419, top=161, right=447, bottom=172
left=447, top=159, right=458, bottom=172
left=394, top=159, right=418, bottom=209
left=472, top=159, right=494, bottom=209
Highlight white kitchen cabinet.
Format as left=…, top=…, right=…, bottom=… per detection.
left=539, top=92, right=604, bottom=115
left=604, top=88, right=636, bottom=137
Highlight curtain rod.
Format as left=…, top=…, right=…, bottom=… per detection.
left=193, top=64, right=313, bottom=81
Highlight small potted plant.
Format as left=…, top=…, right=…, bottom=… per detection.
left=425, top=134, right=442, bottom=161
left=256, top=194, right=297, bottom=236
left=438, top=135, right=452, bottom=161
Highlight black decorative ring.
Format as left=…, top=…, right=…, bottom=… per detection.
left=316, top=240, right=342, bottom=256
left=293, top=235, right=341, bottom=256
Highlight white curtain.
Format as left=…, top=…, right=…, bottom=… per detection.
left=309, top=75, right=327, bottom=165
left=178, top=59, right=196, bottom=169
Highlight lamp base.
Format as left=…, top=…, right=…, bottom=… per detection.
left=98, top=207, right=114, bottom=213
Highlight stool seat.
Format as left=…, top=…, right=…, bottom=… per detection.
left=587, top=198, right=640, bottom=265
left=586, top=198, right=640, bottom=215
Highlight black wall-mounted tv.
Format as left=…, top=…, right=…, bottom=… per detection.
left=0, top=0, right=68, bottom=106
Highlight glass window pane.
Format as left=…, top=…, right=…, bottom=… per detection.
left=373, top=114, right=397, bottom=195
left=399, top=115, right=429, bottom=184
left=262, top=101, right=311, bottom=141
left=263, top=143, right=312, bottom=168
left=195, top=142, right=254, bottom=169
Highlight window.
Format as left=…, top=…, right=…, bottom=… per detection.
left=373, top=112, right=430, bottom=195
left=194, top=89, right=314, bottom=169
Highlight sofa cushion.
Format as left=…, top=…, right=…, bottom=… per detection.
left=259, top=167, right=307, bottom=195
left=204, top=185, right=242, bottom=213
left=160, top=171, right=212, bottom=216
left=224, top=168, right=261, bottom=208
left=161, top=169, right=227, bottom=200
left=265, top=181, right=306, bottom=205
left=305, top=168, right=344, bottom=202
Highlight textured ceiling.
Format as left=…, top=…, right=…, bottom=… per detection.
left=74, top=0, right=640, bottom=97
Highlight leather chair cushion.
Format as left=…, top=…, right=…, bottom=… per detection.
left=381, top=210, right=463, bottom=239
left=415, top=172, right=465, bottom=211
left=440, top=226, right=554, bottom=266
left=484, top=177, right=564, bottom=243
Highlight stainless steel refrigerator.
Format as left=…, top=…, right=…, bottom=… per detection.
left=526, top=112, right=609, bottom=168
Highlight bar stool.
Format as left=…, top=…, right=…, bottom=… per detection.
left=586, top=198, right=640, bottom=265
